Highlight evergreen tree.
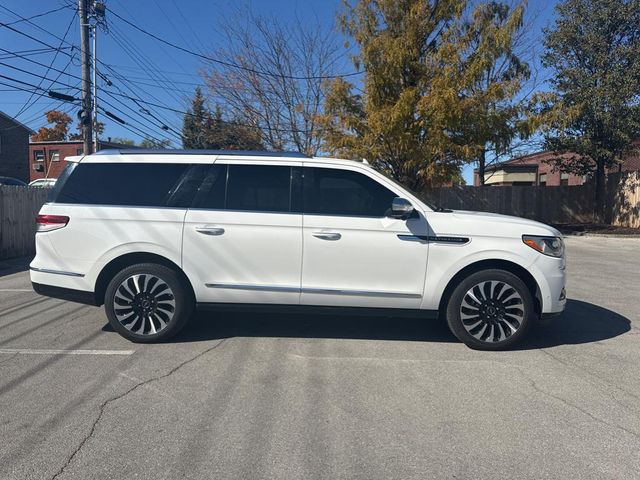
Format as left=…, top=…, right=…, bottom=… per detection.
left=182, top=87, right=210, bottom=149
left=182, top=88, right=263, bottom=150
left=540, top=0, right=640, bottom=214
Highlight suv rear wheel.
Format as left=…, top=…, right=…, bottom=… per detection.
left=445, top=269, right=534, bottom=350
left=104, top=263, right=193, bottom=343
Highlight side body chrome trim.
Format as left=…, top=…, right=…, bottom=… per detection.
left=302, top=287, right=422, bottom=298
left=205, top=283, right=299, bottom=293
left=206, top=283, right=421, bottom=298
left=397, top=234, right=470, bottom=245
left=30, top=267, right=85, bottom=278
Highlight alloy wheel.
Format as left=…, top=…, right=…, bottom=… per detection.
left=459, top=280, right=524, bottom=343
left=112, top=274, right=176, bottom=335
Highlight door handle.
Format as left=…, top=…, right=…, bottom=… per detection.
left=195, top=225, right=225, bottom=236
left=312, top=231, right=341, bottom=241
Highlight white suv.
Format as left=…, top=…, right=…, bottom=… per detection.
left=30, top=150, right=566, bottom=349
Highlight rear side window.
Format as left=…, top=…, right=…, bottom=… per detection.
left=53, top=163, right=196, bottom=207
left=47, top=162, right=77, bottom=202
left=226, top=165, right=290, bottom=212
left=193, top=164, right=293, bottom=213
left=303, top=167, right=396, bottom=217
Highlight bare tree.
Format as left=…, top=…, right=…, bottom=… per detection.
left=202, top=8, right=344, bottom=155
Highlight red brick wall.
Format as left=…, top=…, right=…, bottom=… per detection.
left=28, top=141, right=135, bottom=181
left=29, top=142, right=83, bottom=181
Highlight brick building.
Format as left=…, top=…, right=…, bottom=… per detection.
left=0, top=111, right=33, bottom=183
left=29, top=139, right=137, bottom=182
left=473, top=143, right=640, bottom=186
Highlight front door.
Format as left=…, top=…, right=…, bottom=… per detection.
left=300, top=165, right=429, bottom=309
left=183, top=161, right=303, bottom=305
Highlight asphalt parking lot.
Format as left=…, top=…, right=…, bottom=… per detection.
left=0, top=236, right=639, bottom=480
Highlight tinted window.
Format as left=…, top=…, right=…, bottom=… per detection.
left=54, top=163, right=196, bottom=207
left=225, top=165, right=291, bottom=212
left=191, top=164, right=227, bottom=209
left=303, top=167, right=396, bottom=217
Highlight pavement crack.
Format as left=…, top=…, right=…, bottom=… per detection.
left=0, top=353, right=18, bottom=366
left=518, top=367, right=640, bottom=440
left=540, top=348, right=640, bottom=404
left=49, top=339, right=227, bottom=480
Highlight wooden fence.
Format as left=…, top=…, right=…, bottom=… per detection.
left=0, top=186, right=49, bottom=260
left=424, top=170, right=640, bottom=228
left=606, top=171, right=640, bottom=228
left=423, top=183, right=597, bottom=224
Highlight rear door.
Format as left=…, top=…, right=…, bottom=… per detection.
left=300, top=164, right=429, bottom=309
left=182, top=159, right=303, bottom=305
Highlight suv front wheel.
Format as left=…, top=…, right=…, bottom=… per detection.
left=104, top=263, right=193, bottom=343
left=446, top=269, right=534, bottom=350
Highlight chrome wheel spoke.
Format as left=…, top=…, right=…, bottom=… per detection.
left=112, top=274, right=175, bottom=336
left=460, top=280, right=524, bottom=344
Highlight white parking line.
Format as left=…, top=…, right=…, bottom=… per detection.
left=0, top=348, right=135, bottom=356
left=0, top=289, right=34, bottom=292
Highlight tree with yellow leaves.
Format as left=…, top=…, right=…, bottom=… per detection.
left=319, top=0, right=530, bottom=191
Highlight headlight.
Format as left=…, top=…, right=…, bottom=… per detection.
left=522, top=235, right=564, bottom=257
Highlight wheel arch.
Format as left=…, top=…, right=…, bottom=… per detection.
left=437, top=259, right=542, bottom=317
left=94, top=252, right=195, bottom=307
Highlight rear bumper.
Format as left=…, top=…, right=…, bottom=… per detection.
left=32, top=282, right=99, bottom=306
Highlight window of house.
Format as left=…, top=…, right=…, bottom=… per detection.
left=303, top=167, right=397, bottom=217
left=34, top=150, right=44, bottom=162
left=50, top=150, right=60, bottom=162
left=76, top=148, right=83, bottom=156
left=560, top=172, right=569, bottom=186
left=538, top=173, right=547, bottom=186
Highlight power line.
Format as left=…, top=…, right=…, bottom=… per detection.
left=0, top=21, right=74, bottom=58
left=106, top=22, right=185, bottom=106
left=0, top=62, right=79, bottom=92
left=0, top=4, right=77, bottom=52
left=98, top=91, right=182, bottom=142
left=0, top=46, right=74, bottom=60
left=101, top=88, right=313, bottom=135
left=14, top=12, right=77, bottom=119
left=107, top=7, right=363, bottom=81
left=2, top=64, right=309, bottom=136
left=0, top=48, right=181, bottom=141
left=0, top=5, right=69, bottom=27
left=97, top=105, right=174, bottom=145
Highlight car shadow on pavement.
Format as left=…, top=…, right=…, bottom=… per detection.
left=170, top=309, right=459, bottom=344
left=516, top=299, right=631, bottom=349
left=141, top=298, right=630, bottom=348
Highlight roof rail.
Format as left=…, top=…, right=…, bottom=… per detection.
left=93, top=149, right=310, bottom=158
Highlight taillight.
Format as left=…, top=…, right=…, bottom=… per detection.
left=36, top=214, right=69, bottom=232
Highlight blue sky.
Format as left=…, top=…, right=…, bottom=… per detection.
left=0, top=0, right=559, bottom=183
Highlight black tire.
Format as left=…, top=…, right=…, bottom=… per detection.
left=445, top=269, right=534, bottom=350
left=104, top=263, right=193, bottom=343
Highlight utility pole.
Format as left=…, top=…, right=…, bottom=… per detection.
left=79, top=0, right=93, bottom=154
left=92, top=24, right=98, bottom=151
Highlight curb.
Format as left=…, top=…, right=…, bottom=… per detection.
left=561, top=232, right=640, bottom=238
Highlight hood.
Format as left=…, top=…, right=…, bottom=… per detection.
left=427, top=209, right=561, bottom=238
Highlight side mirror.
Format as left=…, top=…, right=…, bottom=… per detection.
left=388, top=197, right=415, bottom=219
